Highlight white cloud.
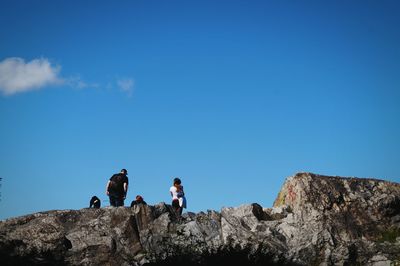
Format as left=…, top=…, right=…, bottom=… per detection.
left=117, top=78, right=134, bottom=97
left=0, top=57, right=136, bottom=97
left=66, top=76, right=99, bottom=89
left=0, top=57, right=63, bottom=95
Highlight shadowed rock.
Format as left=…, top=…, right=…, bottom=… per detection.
left=0, top=173, right=399, bottom=265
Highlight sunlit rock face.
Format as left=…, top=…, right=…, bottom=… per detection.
left=273, top=173, right=400, bottom=265
left=1, top=173, right=399, bottom=265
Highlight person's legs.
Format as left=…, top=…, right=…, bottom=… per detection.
left=109, top=196, right=116, bottom=207
left=115, top=197, right=124, bottom=207
left=172, top=199, right=181, bottom=216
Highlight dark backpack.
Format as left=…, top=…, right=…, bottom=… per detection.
left=108, top=174, right=125, bottom=194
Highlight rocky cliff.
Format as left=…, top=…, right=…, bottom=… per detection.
left=1, top=173, right=399, bottom=266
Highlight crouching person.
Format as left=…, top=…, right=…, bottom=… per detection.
left=89, top=196, right=101, bottom=208
left=130, top=195, right=147, bottom=207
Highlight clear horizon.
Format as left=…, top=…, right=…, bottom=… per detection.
left=1, top=0, right=399, bottom=220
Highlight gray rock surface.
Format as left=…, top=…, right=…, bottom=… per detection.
left=1, top=173, right=399, bottom=265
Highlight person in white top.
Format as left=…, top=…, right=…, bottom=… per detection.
left=169, top=177, right=186, bottom=215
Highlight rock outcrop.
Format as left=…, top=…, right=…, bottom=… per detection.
left=1, top=173, right=399, bottom=265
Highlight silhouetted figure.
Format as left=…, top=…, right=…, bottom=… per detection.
left=89, top=196, right=101, bottom=208
left=130, top=195, right=147, bottom=207
left=106, top=169, right=129, bottom=207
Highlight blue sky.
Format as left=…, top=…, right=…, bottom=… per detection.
left=0, top=0, right=399, bottom=220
